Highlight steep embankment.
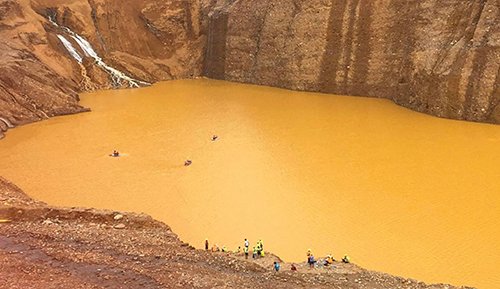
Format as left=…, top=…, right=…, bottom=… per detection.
left=0, top=177, right=472, bottom=289
left=0, top=0, right=87, bottom=138
left=205, top=0, right=500, bottom=123
left=0, top=0, right=208, bottom=138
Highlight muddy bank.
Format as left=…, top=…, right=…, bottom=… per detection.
left=0, top=177, right=474, bottom=289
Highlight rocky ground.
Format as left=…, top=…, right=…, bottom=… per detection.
left=0, top=177, right=474, bottom=289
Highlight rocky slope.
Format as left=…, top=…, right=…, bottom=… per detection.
left=0, top=0, right=87, bottom=138
left=205, top=0, right=499, bottom=123
left=0, top=177, right=473, bottom=289
left=0, top=0, right=209, bottom=138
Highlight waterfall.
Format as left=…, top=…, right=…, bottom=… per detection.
left=71, top=34, right=100, bottom=59
left=50, top=16, right=149, bottom=88
left=70, top=34, right=148, bottom=88
left=57, top=35, right=83, bottom=63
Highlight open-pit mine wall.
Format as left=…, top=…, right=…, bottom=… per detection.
left=205, top=0, right=499, bottom=123
left=0, top=0, right=498, bottom=138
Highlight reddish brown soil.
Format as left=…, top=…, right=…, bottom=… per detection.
left=0, top=177, right=474, bottom=289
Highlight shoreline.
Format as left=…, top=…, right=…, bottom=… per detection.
left=0, top=177, right=473, bottom=289
left=1, top=77, right=498, bottom=141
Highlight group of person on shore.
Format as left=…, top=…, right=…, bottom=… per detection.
left=205, top=238, right=265, bottom=259
left=307, top=249, right=350, bottom=268
left=204, top=238, right=351, bottom=272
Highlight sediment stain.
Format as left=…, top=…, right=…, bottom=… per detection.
left=350, top=0, right=373, bottom=95
left=203, top=9, right=228, bottom=79
left=318, top=0, right=349, bottom=93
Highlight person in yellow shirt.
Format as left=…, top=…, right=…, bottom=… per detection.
left=324, top=254, right=334, bottom=266
left=244, top=246, right=249, bottom=259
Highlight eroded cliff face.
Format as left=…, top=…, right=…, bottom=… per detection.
left=205, top=0, right=500, bottom=123
left=0, top=0, right=498, bottom=138
left=30, top=0, right=207, bottom=81
left=0, top=0, right=208, bottom=137
left=0, top=0, right=86, bottom=137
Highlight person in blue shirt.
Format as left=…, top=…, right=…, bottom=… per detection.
left=273, top=261, right=281, bottom=272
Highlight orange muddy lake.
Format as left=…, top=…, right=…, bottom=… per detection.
left=1, top=79, right=499, bottom=288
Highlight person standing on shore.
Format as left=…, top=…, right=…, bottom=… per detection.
left=258, top=240, right=265, bottom=257
left=244, top=246, right=249, bottom=259
left=205, top=239, right=209, bottom=251
left=308, top=254, right=316, bottom=268
left=244, top=238, right=249, bottom=249
left=255, top=241, right=262, bottom=258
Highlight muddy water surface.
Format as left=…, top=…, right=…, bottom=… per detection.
left=1, top=79, right=499, bottom=288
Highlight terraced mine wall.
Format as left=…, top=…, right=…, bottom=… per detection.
left=0, top=0, right=498, bottom=139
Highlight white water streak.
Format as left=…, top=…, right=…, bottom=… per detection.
left=70, top=34, right=147, bottom=88
left=51, top=16, right=149, bottom=88
left=57, top=35, right=83, bottom=63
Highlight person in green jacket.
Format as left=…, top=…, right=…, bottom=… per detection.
left=255, top=241, right=262, bottom=258
left=259, top=240, right=265, bottom=257
left=244, top=246, right=249, bottom=259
